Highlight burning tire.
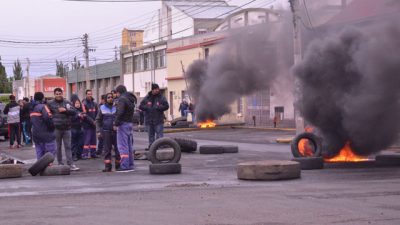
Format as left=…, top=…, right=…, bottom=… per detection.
left=237, top=160, right=301, bottom=181
left=174, top=138, right=197, bottom=152
left=40, top=165, right=71, bottom=176
left=149, top=163, right=182, bottom=175
left=291, top=132, right=322, bottom=158
left=0, top=164, right=23, bottom=179
left=174, top=121, right=190, bottom=128
left=28, top=152, right=55, bottom=176
left=221, top=145, right=239, bottom=153
left=148, top=137, right=181, bottom=164
left=199, top=145, right=224, bottom=154
left=291, top=157, right=324, bottom=170
left=171, top=117, right=187, bottom=126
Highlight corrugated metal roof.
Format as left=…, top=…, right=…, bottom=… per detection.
left=174, top=5, right=239, bottom=19
left=67, top=60, right=121, bottom=83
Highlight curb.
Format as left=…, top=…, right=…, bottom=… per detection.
left=276, top=138, right=293, bottom=144
left=230, top=126, right=296, bottom=132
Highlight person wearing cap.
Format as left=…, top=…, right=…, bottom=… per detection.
left=114, top=85, right=137, bottom=172
left=139, top=83, right=169, bottom=149
left=30, top=92, right=56, bottom=159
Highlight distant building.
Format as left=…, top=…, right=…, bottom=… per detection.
left=34, top=75, right=66, bottom=98
left=121, top=28, right=144, bottom=52
left=12, top=77, right=35, bottom=100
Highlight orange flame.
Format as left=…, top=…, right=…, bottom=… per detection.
left=198, top=120, right=216, bottom=128
left=298, top=138, right=314, bottom=157
left=324, top=142, right=369, bottom=162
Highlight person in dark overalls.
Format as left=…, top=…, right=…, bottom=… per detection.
left=30, top=92, right=56, bottom=159
left=70, top=94, right=84, bottom=161
left=96, top=94, right=107, bottom=156
left=96, top=93, right=121, bottom=172
left=81, top=89, right=98, bottom=159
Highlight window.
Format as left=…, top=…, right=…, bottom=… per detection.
left=124, top=57, right=133, bottom=73
left=134, top=55, right=143, bottom=72
left=197, top=28, right=207, bottom=34
left=154, top=49, right=166, bottom=69
left=143, top=53, right=151, bottom=70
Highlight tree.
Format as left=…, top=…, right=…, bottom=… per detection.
left=56, top=60, right=68, bottom=77
left=0, top=56, right=12, bottom=93
left=13, top=59, right=23, bottom=80
left=72, top=56, right=84, bottom=69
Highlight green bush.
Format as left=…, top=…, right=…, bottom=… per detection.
left=0, top=95, right=10, bottom=104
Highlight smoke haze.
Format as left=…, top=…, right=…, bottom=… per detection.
left=295, top=16, right=400, bottom=156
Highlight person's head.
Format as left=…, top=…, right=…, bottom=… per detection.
left=151, top=83, right=160, bottom=95
left=86, top=89, right=93, bottom=100
left=74, top=99, right=81, bottom=109
left=106, top=93, right=114, bottom=104
left=9, top=95, right=15, bottom=101
left=54, top=88, right=63, bottom=101
left=100, top=94, right=107, bottom=104
left=115, top=85, right=127, bottom=98
left=23, top=97, right=29, bottom=103
left=18, top=99, right=24, bottom=106
left=34, top=92, right=44, bottom=103
left=111, top=90, right=117, bottom=99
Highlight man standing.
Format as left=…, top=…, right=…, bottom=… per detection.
left=20, top=97, right=32, bottom=145
left=30, top=92, right=56, bottom=159
left=139, top=83, right=169, bottom=148
left=48, top=88, right=79, bottom=171
left=114, top=85, right=136, bottom=172
left=81, top=90, right=98, bottom=159
left=96, top=93, right=121, bottom=172
left=178, top=100, right=189, bottom=117
left=4, top=95, right=21, bottom=149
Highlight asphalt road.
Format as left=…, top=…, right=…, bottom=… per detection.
left=1, top=128, right=400, bottom=225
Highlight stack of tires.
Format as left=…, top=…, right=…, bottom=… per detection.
left=28, top=153, right=70, bottom=176
left=148, top=137, right=182, bottom=174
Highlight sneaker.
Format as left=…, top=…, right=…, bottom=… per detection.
left=70, top=164, right=80, bottom=171
left=116, top=168, right=135, bottom=173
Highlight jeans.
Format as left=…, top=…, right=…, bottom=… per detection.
left=147, top=123, right=164, bottom=147
left=71, top=128, right=83, bottom=159
left=55, top=129, right=73, bottom=165
left=9, top=123, right=21, bottom=146
left=22, top=121, right=31, bottom=144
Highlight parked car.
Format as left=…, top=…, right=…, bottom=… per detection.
left=0, top=103, right=9, bottom=139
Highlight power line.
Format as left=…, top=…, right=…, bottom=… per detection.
left=0, top=37, right=81, bottom=44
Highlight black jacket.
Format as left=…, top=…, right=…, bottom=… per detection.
left=21, top=103, right=31, bottom=122
left=139, top=92, right=169, bottom=125
left=47, top=99, right=76, bottom=130
left=31, top=102, right=55, bottom=143
left=96, top=103, right=116, bottom=132
left=114, top=92, right=137, bottom=126
left=82, top=98, right=97, bottom=129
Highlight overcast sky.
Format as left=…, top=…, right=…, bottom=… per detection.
left=0, top=0, right=287, bottom=77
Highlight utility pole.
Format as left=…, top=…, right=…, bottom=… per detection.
left=114, top=46, right=119, bottom=61
left=25, top=58, right=30, bottom=99
left=83, top=33, right=90, bottom=93
left=290, top=0, right=305, bottom=134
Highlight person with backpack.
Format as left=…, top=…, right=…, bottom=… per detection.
left=30, top=92, right=56, bottom=159
left=4, top=95, right=21, bottom=149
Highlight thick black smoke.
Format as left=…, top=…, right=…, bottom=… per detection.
left=294, top=18, right=400, bottom=156
left=185, top=24, right=289, bottom=122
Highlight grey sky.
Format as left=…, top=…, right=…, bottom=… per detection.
left=0, top=0, right=286, bottom=77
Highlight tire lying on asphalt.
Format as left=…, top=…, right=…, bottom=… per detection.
left=174, top=121, right=190, bottom=128
left=40, top=165, right=71, bottom=176
left=148, top=137, right=181, bottom=164
left=291, top=157, right=324, bottom=170
left=375, top=154, right=400, bottom=167
left=237, top=160, right=301, bottom=181
left=221, top=145, right=239, bottom=153
left=291, top=132, right=322, bottom=158
left=170, top=117, right=187, bottom=126
left=174, top=138, right=197, bottom=152
left=0, top=164, right=23, bottom=179
left=28, top=152, right=55, bottom=176
left=199, top=145, right=224, bottom=154
left=149, top=163, right=181, bottom=175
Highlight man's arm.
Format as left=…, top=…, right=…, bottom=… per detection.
left=65, top=101, right=77, bottom=116
left=157, top=96, right=169, bottom=112
left=3, top=104, right=10, bottom=114
left=139, top=97, right=150, bottom=112
left=95, top=109, right=103, bottom=134
left=114, top=98, right=126, bottom=126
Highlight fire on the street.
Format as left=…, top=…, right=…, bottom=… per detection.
left=298, top=139, right=314, bottom=157
left=324, top=142, right=369, bottom=163
left=198, top=120, right=216, bottom=128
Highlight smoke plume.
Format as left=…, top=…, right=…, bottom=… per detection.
left=294, top=17, right=400, bottom=156
left=185, top=22, right=292, bottom=122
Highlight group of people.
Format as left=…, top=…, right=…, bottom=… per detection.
left=178, top=99, right=195, bottom=120
left=3, top=83, right=169, bottom=172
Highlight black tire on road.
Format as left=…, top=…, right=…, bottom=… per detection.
left=221, top=145, right=239, bottom=153
left=291, top=157, right=324, bottom=170
left=40, top=165, right=71, bottom=176
left=375, top=154, right=400, bottom=167
left=0, top=164, right=23, bottom=179
left=171, top=117, right=187, bottom=126
left=28, top=152, right=55, bottom=176
left=199, top=145, right=224, bottom=154
left=291, top=132, right=322, bottom=158
left=174, top=138, right=197, bottom=152
left=149, top=163, right=182, bottom=175
left=148, top=137, right=181, bottom=164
